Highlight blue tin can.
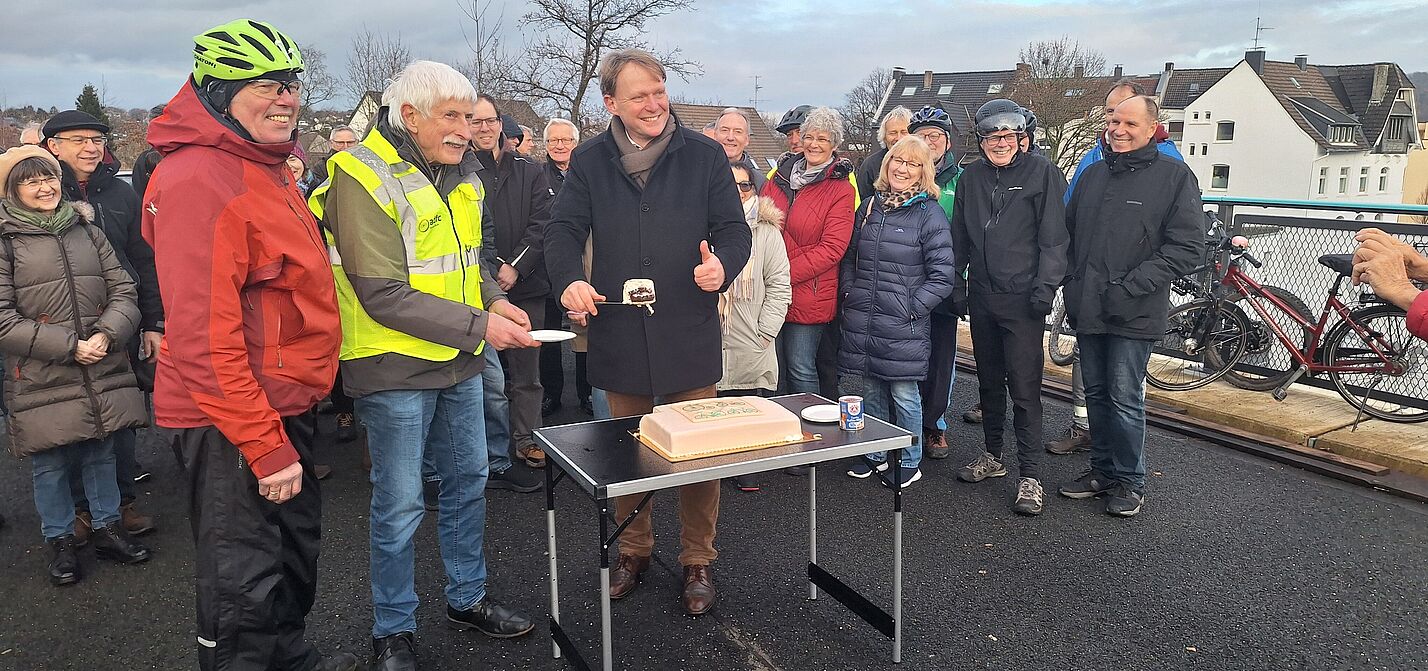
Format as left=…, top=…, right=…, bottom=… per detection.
left=839, top=395, right=865, bottom=431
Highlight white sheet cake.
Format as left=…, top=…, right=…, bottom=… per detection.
left=638, top=397, right=804, bottom=461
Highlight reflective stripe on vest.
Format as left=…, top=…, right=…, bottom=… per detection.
left=308, top=128, right=485, bottom=362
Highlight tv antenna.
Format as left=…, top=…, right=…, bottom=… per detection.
left=1253, top=12, right=1273, bottom=49
left=749, top=75, right=763, bottom=110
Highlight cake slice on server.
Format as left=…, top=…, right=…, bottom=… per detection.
left=638, top=397, right=807, bottom=461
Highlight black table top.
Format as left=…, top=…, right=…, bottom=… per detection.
left=533, top=393, right=913, bottom=498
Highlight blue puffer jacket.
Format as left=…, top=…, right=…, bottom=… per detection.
left=837, top=192, right=956, bottom=381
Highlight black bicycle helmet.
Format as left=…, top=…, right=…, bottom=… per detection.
left=908, top=105, right=954, bottom=136
left=974, top=99, right=1026, bottom=137
left=1017, top=105, right=1038, bottom=140
left=775, top=105, right=812, bottom=134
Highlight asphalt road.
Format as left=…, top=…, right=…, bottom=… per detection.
left=2, top=366, right=1425, bottom=671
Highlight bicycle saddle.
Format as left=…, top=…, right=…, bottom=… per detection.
left=1317, top=254, right=1354, bottom=276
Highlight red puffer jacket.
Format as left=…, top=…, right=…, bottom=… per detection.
left=141, top=81, right=340, bottom=478
left=762, top=155, right=856, bottom=324
left=1409, top=291, right=1428, bottom=342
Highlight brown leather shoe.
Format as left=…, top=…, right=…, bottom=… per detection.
left=1046, top=426, right=1092, bottom=455
left=609, top=553, right=650, bottom=600
left=682, top=564, right=716, bottom=616
left=73, top=510, right=93, bottom=547
left=517, top=444, right=547, bottom=468
left=121, top=502, right=156, bottom=536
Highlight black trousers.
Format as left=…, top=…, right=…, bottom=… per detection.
left=815, top=323, right=841, bottom=401
left=968, top=293, right=1044, bottom=479
left=330, top=369, right=355, bottom=414
left=919, top=312, right=960, bottom=432
left=168, top=411, right=323, bottom=671
left=540, top=296, right=565, bottom=402
left=498, top=294, right=546, bottom=450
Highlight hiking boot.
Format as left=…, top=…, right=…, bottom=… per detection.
left=1105, top=483, right=1145, bottom=517
left=956, top=452, right=1007, bottom=483
left=335, top=412, right=359, bottom=443
left=1058, top=471, right=1116, bottom=499
left=48, top=535, right=81, bottom=586
left=73, top=509, right=93, bottom=547
left=487, top=467, right=542, bottom=493
left=1011, top=477, right=1045, bottom=516
left=1046, top=426, right=1091, bottom=455
left=121, top=502, right=156, bottom=536
left=91, top=525, right=151, bottom=565
left=924, top=429, right=950, bottom=460
left=846, top=456, right=889, bottom=479
left=961, top=405, right=983, bottom=424
left=516, top=444, right=546, bottom=469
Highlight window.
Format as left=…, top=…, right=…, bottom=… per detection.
left=1360, top=167, right=1369, bottom=193
left=1386, top=116, right=1407, bottom=141
left=1354, top=214, right=1366, bottom=221
left=1290, top=77, right=1301, bottom=88
left=1329, top=125, right=1356, bottom=144
left=1189, top=145, right=1196, bottom=156
left=1216, top=121, right=1235, bottom=141
left=1380, top=167, right=1390, bottom=192
left=1168, top=121, right=1184, bottom=142
left=1211, top=165, right=1230, bottom=189
left=1193, top=112, right=1200, bottom=120
left=1339, top=167, right=1349, bottom=194
left=901, top=86, right=918, bottom=96
left=987, top=83, right=1003, bottom=94
left=1318, top=167, right=1327, bottom=195
left=1201, top=144, right=1208, bottom=155
left=938, top=84, right=954, bottom=95
left=1206, top=111, right=1212, bottom=119
left=1375, top=213, right=1384, bottom=221
left=1189, top=83, right=1201, bottom=93
left=1065, top=88, right=1086, bottom=97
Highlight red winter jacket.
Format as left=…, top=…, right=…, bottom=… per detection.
left=762, top=155, right=856, bottom=324
left=141, top=82, right=340, bottom=478
left=1409, top=291, right=1428, bottom=342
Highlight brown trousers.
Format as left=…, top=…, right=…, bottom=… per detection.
left=606, top=384, right=720, bottom=566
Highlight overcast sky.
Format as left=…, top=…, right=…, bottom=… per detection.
left=2, top=0, right=1424, bottom=117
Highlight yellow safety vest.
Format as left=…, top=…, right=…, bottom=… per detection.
left=309, top=128, right=485, bottom=362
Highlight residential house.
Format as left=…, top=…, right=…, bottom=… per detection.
left=669, top=103, right=785, bottom=171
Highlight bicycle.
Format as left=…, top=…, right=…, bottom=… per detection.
left=1047, top=288, right=1075, bottom=366
left=1147, top=229, right=1428, bottom=423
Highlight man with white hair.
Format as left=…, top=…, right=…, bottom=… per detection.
left=538, top=117, right=589, bottom=416
left=855, top=106, right=910, bottom=199
left=18, top=122, right=43, bottom=146
left=309, top=60, right=538, bottom=670
left=715, top=107, right=766, bottom=192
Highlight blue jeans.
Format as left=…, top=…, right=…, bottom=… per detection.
left=1077, top=334, right=1153, bottom=491
left=778, top=323, right=826, bottom=394
left=591, top=387, right=611, bottom=420
left=845, top=377, right=923, bottom=469
left=425, top=349, right=510, bottom=482
left=32, top=438, right=120, bottom=539
left=356, top=373, right=490, bottom=637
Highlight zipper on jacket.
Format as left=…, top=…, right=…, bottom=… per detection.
left=53, top=228, right=108, bottom=438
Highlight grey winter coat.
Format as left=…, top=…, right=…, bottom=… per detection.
left=718, top=197, right=791, bottom=392
left=0, top=201, right=146, bottom=456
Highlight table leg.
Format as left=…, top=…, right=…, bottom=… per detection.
left=598, top=498, right=614, bottom=671
left=546, top=462, right=561, bottom=659
left=808, top=463, right=818, bottom=600
left=891, top=449, right=903, bottom=664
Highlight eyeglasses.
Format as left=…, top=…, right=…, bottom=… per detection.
left=889, top=157, right=923, bottom=170
left=329, top=139, right=357, bottom=148
left=471, top=117, right=501, bottom=128
left=980, top=132, right=1022, bottom=146
left=17, top=175, right=61, bottom=189
left=51, top=135, right=107, bottom=147
left=801, top=135, right=834, bottom=146
left=735, top=181, right=755, bottom=192
left=245, top=79, right=303, bottom=100
left=546, top=138, right=576, bottom=146
left=914, top=130, right=946, bottom=142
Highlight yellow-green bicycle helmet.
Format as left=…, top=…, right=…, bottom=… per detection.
left=193, top=19, right=304, bottom=85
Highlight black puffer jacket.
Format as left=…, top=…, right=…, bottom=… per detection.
left=476, top=149, right=554, bottom=301
left=0, top=202, right=146, bottom=456
left=58, top=157, right=163, bottom=333
left=950, top=151, right=1068, bottom=315
left=1064, top=141, right=1206, bottom=340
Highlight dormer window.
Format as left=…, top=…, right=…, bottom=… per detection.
left=902, top=86, right=918, bottom=96
left=1328, top=124, right=1357, bottom=144
left=938, top=84, right=954, bottom=95
left=987, top=83, right=1003, bottom=94
left=1386, top=115, right=1408, bottom=141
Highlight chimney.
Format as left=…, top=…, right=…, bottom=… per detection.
left=892, top=66, right=906, bottom=80
left=1113, top=64, right=1124, bottom=78
left=1294, top=54, right=1308, bottom=72
left=1371, top=63, right=1390, bottom=103
left=1073, top=64, right=1085, bottom=79
left=1246, top=49, right=1266, bottom=75
left=1016, top=62, right=1031, bottom=76
left=1164, top=61, right=1175, bottom=74
left=923, top=70, right=934, bottom=90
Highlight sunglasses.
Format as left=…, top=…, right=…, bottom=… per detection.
left=246, top=79, right=304, bottom=100
left=736, top=181, right=755, bottom=192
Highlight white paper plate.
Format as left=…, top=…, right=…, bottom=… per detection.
left=529, top=330, right=577, bottom=343
left=800, top=404, right=841, bottom=423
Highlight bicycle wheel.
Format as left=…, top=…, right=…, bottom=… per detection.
left=1147, top=299, right=1251, bottom=391
left=1047, top=289, right=1076, bottom=366
left=1215, top=286, right=1313, bottom=392
left=1323, top=303, right=1428, bottom=422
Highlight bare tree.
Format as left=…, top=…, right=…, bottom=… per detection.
left=1009, top=37, right=1108, bottom=174
left=502, top=0, right=701, bottom=128
left=841, top=67, right=893, bottom=164
left=299, top=43, right=340, bottom=113
left=346, top=28, right=412, bottom=103
left=456, top=0, right=518, bottom=98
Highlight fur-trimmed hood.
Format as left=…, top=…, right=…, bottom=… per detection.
left=752, top=196, right=785, bottom=231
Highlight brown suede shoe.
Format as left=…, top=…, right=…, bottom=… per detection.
left=609, top=553, right=650, bottom=600
left=1046, top=426, right=1092, bottom=455
left=517, top=444, right=547, bottom=469
left=73, top=510, right=93, bottom=547
left=121, top=502, right=156, bottom=536
left=682, top=564, right=716, bottom=616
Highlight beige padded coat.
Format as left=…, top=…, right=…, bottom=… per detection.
left=0, top=201, right=146, bottom=456
left=717, top=197, right=792, bottom=392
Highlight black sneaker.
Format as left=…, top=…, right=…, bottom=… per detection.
left=487, top=467, right=542, bottom=493
left=541, top=397, right=562, bottom=417
left=1105, top=483, right=1145, bottom=517
left=878, top=467, right=922, bottom=489
left=1011, top=477, right=1044, bottom=516
left=91, top=526, right=151, bottom=565
left=372, top=631, right=416, bottom=671
left=846, top=456, right=889, bottom=479
left=422, top=479, right=440, bottom=512
left=1058, top=471, right=1116, bottom=499
left=335, top=412, right=359, bottom=443
left=446, top=598, right=535, bottom=638
left=731, top=475, right=760, bottom=492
